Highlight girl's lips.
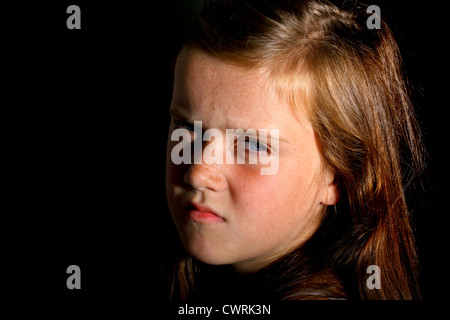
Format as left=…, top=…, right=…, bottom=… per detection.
left=186, top=202, right=225, bottom=224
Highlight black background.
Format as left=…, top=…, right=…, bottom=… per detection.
left=4, top=0, right=448, bottom=316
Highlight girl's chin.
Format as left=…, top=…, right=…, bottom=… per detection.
left=184, top=243, right=236, bottom=266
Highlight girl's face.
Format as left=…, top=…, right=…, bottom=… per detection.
left=166, top=50, right=337, bottom=273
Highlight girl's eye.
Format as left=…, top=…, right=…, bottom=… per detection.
left=174, top=120, right=195, bottom=132
left=243, top=137, right=268, bottom=153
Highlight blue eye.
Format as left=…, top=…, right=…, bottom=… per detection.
left=245, top=137, right=268, bottom=152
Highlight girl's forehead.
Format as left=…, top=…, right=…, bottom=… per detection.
left=174, top=50, right=310, bottom=126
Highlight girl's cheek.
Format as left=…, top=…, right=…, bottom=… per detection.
left=229, top=164, right=282, bottom=204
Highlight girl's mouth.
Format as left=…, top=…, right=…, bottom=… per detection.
left=186, top=202, right=225, bottom=224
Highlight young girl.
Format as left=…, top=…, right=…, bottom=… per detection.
left=164, top=0, right=426, bottom=300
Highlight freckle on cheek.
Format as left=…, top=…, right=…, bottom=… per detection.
left=231, top=168, right=263, bottom=192
left=231, top=170, right=278, bottom=209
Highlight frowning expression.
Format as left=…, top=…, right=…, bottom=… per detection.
left=165, top=49, right=337, bottom=273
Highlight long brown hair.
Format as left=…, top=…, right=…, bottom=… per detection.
left=164, top=0, right=426, bottom=300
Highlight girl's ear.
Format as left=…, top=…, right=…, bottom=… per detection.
left=323, top=173, right=340, bottom=206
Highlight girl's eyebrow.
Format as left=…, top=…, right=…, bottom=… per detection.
left=258, top=129, right=290, bottom=145
left=169, top=105, right=191, bottom=119
left=169, top=106, right=291, bottom=144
